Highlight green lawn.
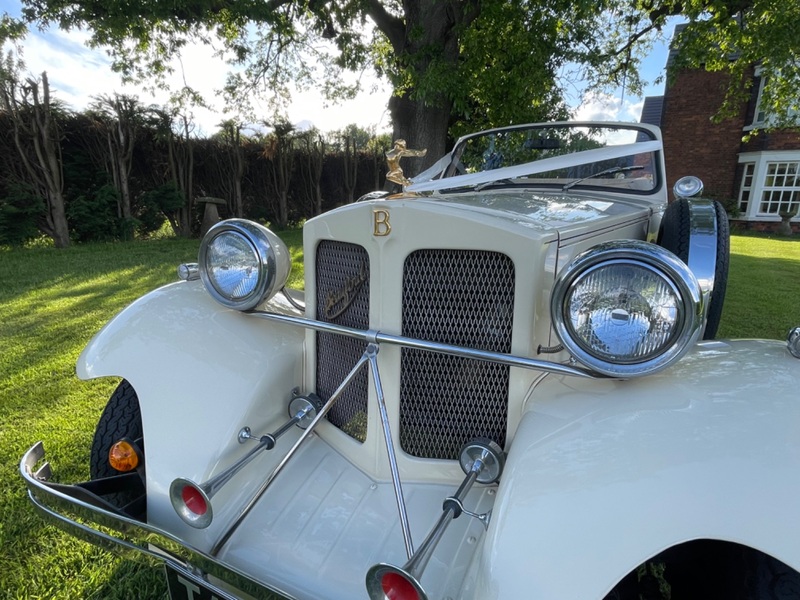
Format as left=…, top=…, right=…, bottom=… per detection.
left=0, top=231, right=798, bottom=598
left=717, top=234, right=800, bottom=340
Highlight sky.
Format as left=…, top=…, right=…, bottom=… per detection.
left=3, top=1, right=677, bottom=137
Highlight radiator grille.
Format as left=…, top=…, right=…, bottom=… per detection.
left=400, top=250, right=515, bottom=459
left=315, top=241, right=369, bottom=442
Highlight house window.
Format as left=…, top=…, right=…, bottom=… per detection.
left=748, top=67, right=798, bottom=129
left=738, top=162, right=754, bottom=214
left=752, top=76, right=767, bottom=126
left=738, top=152, right=800, bottom=220
left=758, top=161, right=800, bottom=216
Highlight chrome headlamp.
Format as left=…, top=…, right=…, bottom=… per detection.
left=198, top=219, right=290, bottom=311
left=551, top=241, right=703, bottom=377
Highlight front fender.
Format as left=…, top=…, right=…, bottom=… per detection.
left=77, top=280, right=305, bottom=549
left=475, top=340, right=800, bottom=599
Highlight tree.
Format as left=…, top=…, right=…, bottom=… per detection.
left=14, top=0, right=593, bottom=163
left=342, top=134, right=358, bottom=203
left=218, top=119, right=246, bottom=218
left=0, top=57, right=70, bottom=247
left=576, top=1, right=800, bottom=128
left=152, top=107, right=196, bottom=236
left=296, top=128, right=325, bottom=216
left=262, top=119, right=295, bottom=228
left=89, top=94, right=145, bottom=228
left=14, top=0, right=800, bottom=161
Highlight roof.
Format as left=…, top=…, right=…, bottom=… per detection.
left=639, top=96, right=664, bottom=128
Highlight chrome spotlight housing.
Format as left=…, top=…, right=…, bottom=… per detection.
left=198, top=219, right=291, bottom=311
left=551, top=240, right=704, bottom=377
left=673, top=175, right=704, bottom=199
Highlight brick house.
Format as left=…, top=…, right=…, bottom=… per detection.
left=640, top=32, right=800, bottom=232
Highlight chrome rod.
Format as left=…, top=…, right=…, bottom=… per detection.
left=249, top=311, right=600, bottom=379
left=210, top=352, right=370, bottom=556
left=365, top=439, right=504, bottom=600
left=399, top=454, right=484, bottom=581
left=170, top=395, right=322, bottom=529
left=366, top=344, right=414, bottom=559
left=197, top=438, right=270, bottom=498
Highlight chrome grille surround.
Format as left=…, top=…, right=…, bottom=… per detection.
left=315, top=241, right=370, bottom=442
left=400, top=250, right=515, bottom=459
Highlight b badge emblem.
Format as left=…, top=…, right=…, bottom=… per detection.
left=373, top=209, right=391, bottom=236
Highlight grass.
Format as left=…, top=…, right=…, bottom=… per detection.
left=0, top=230, right=798, bottom=599
left=717, top=233, right=800, bottom=340
left=0, top=229, right=301, bottom=600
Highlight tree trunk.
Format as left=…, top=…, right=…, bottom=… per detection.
left=389, top=93, right=451, bottom=172
left=0, top=70, right=70, bottom=247
left=343, top=136, right=358, bottom=203
left=47, top=188, right=70, bottom=248
left=370, top=0, right=468, bottom=166
left=233, top=176, right=243, bottom=218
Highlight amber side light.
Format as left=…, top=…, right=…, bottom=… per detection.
left=108, top=440, right=140, bottom=472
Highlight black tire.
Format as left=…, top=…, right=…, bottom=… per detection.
left=657, top=199, right=730, bottom=340
left=90, top=379, right=144, bottom=480
left=605, top=542, right=800, bottom=600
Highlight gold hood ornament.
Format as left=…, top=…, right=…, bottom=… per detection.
left=386, top=139, right=427, bottom=187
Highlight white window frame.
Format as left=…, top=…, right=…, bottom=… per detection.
left=738, top=151, right=800, bottom=220
left=744, top=66, right=799, bottom=131
left=751, top=68, right=768, bottom=127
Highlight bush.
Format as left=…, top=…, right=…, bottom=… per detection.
left=67, top=184, right=120, bottom=242
left=137, top=184, right=185, bottom=237
left=0, top=183, right=45, bottom=246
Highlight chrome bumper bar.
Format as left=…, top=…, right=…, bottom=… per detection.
left=20, top=441, right=294, bottom=600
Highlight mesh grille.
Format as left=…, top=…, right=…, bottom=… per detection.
left=400, top=250, right=515, bottom=459
left=316, top=241, right=370, bottom=442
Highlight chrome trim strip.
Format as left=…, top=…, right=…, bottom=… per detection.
left=248, top=312, right=601, bottom=379
left=20, top=442, right=295, bottom=600
left=686, top=199, right=719, bottom=299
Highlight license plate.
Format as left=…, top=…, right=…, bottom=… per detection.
left=165, top=563, right=238, bottom=600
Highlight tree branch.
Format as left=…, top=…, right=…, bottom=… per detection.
left=366, top=0, right=405, bottom=53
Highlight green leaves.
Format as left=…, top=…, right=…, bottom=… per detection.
left=11, top=0, right=800, bottom=150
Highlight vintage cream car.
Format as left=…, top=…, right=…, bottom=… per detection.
left=21, top=122, right=800, bottom=599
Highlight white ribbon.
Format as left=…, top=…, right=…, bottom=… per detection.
left=405, top=140, right=662, bottom=193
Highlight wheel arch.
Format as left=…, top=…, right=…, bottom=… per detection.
left=76, top=280, right=306, bottom=544
left=472, top=340, right=800, bottom=599
left=605, top=539, right=800, bottom=599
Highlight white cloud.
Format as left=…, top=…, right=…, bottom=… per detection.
left=626, top=99, right=645, bottom=122
left=572, top=92, right=621, bottom=121
left=6, top=0, right=391, bottom=137
left=571, top=91, right=647, bottom=124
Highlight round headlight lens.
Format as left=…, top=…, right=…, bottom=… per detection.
left=198, top=219, right=290, bottom=310
left=205, top=231, right=261, bottom=300
left=565, top=262, right=682, bottom=363
left=551, top=241, right=702, bottom=377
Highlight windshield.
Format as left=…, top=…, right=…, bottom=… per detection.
left=409, top=123, right=661, bottom=195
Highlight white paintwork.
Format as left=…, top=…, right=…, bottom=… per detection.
left=473, top=340, right=800, bottom=598
left=72, top=171, right=671, bottom=597
left=217, top=434, right=496, bottom=600
left=77, top=281, right=308, bottom=550
left=62, top=122, right=800, bottom=599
